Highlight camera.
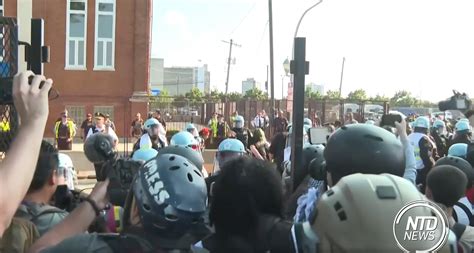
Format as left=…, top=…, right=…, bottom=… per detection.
left=84, top=133, right=142, bottom=207
left=438, top=90, right=472, bottom=111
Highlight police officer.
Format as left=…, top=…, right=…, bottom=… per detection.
left=448, top=143, right=469, bottom=159
left=431, top=119, right=449, bottom=157
left=170, top=131, right=201, bottom=152
left=205, top=138, right=246, bottom=198
left=448, top=119, right=473, bottom=148
left=407, top=116, right=436, bottom=188
left=34, top=154, right=210, bottom=253
left=230, top=115, right=252, bottom=150
left=132, top=118, right=166, bottom=157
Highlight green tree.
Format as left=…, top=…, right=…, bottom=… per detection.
left=185, top=87, right=203, bottom=105
left=227, top=92, right=243, bottom=102
left=244, top=87, right=268, bottom=100
left=347, top=89, right=368, bottom=100
left=205, top=89, right=222, bottom=102
left=325, top=90, right=341, bottom=99
left=150, top=89, right=173, bottom=109
left=305, top=87, right=324, bottom=100
left=371, top=94, right=390, bottom=102
left=390, top=90, right=418, bottom=107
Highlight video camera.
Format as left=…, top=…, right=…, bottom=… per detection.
left=84, top=133, right=142, bottom=207
left=438, top=90, right=472, bottom=112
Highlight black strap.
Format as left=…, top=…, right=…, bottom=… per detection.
left=454, top=202, right=474, bottom=226
left=452, top=223, right=467, bottom=241
left=294, top=223, right=304, bottom=253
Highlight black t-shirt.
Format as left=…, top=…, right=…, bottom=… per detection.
left=81, top=120, right=93, bottom=137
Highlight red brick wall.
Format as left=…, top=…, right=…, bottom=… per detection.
left=4, top=0, right=17, bottom=17
left=30, top=0, right=151, bottom=137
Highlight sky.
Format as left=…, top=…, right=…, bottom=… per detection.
left=151, top=0, right=474, bottom=102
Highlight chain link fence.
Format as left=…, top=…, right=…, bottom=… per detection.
left=0, top=18, right=18, bottom=156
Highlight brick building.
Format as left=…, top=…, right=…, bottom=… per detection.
left=2, top=0, right=152, bottom=138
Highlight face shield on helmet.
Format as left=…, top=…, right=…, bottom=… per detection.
left=432, top=120, right=446, bottom=135
left=58, top=153, right=76, bottom=190
left=234, top=116, right=245, bottom=129
left=144, top=118, right=161, bottom=138
left=170, top=131, right=200, bottom=152
left=131, top=154, right=208, bottom=239
left=185, top=123, right=199, bottom=137
left=455, top=120, right=472, bottom=134
left=214, top=139, right=246, bottom=174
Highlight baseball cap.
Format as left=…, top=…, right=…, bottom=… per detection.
left=95, top=112, right=106, bottom=118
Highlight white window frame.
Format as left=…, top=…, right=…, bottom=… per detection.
left=94, top=0, right=116, bottom=71
left=0, top=1, right=4, bottom=16
left=65, top=0, right=87, bottom=70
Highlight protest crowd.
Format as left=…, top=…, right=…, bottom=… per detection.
left=1, top=71, right=474, bottom=253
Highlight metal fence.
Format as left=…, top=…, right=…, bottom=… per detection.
left=0, top=18, right=18, bottom=154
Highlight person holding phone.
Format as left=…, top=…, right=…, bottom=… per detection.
left=407, top=116, right=436, bottom=191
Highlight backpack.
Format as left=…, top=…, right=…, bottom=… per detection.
left=452, top=201, right=474, bottom=226
left=15, top=202, right=67, bottom=235
left=0, top=218, right=40, bottom=253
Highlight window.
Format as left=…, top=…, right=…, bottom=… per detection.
left=94, top=0, right=115, bottom=70
left=65, top=105, right=85, bottom=125
left=66, top=0, right=87, bottom=69
left=0, top=0, right=4, bottom=16
left=93, top=106, right=114, bottom=121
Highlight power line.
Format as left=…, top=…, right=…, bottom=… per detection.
left=230, top=0, right=257, bottom=36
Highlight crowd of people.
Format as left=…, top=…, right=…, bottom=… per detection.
left=1, top=71, right=474, bottom=252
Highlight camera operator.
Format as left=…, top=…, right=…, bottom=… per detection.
left=30, top=154, right=210, bottom=253
left=0, top=71, right=53, bottom=236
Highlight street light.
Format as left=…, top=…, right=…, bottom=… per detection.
left=282, top=58, right=290, bottom=99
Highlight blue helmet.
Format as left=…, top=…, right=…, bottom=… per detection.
left=144, top=118, right=160, bottom=130
left=132, top=154, right=208, bottom=238
left=304, top=118, right=313, bottom=126
left=448, top=143, right=468, bottom=158
left=170, top=131, right=199, bottom=147
left=234, top=115, right=245, bottom=128
left=132, top=148, right=158, bottom=162
left=455, top=120, right=472, bottom=133
left=413, top=116, right=430, bottom=129
left=433, top=119, right=445, bottom=129
left=186, top=123, right=196, bottom=131
left=218, top=139, right=245, bottom=153
left=365, top=120, right=375, bottom=125
left=158, top=145, right=204, bottom=169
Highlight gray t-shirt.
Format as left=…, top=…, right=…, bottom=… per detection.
left=41, top=233, right=113, bottom=253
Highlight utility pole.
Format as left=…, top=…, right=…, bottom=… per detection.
left=222, top=39, right=241, bottom=95
left=268, top=0, right=275, bottom=136
left=339, top=57, right=345, bottom=98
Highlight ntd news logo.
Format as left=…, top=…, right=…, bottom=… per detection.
left=393, top=200, right=450, bottom=252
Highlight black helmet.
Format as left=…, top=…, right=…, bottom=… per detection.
left=324, top=124, right=405, bottom=184
left=132, top=154, right=208, bottom=239
left=436, top=156, right=474, bottom=189
left=158, top=145, right=204, bottom=169
left=83, top=133, right=116, bottom=163
left=295, top=144, right=325, bottom=188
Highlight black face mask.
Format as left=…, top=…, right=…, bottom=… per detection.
left=54, top=185, right=72, bottom=210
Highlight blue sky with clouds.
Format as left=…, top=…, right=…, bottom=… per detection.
left=152, top=0, right=474, bottom=101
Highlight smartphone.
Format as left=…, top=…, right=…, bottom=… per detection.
left=381, top=114, right=402, bottom=128
left=309, top=127, right=330, bottom=145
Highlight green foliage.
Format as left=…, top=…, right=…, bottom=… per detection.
left=325, top=90, right=342, bottom=99
left=305, top=86, right=324, bottom=100
left=346, top=89, right=368, bottom=100
left=244, top=87, right=268, bottom=100
left=185, top=87, right=203, bottom=106
left=371, top=94, right=390, bottom=102
left=227, top=92, right=243, bottom=102
left=150, top=89, right=173, bottom=109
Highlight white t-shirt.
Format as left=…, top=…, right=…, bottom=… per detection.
left=86, top=125, right=118, bottom=143
left=453, top=196, right=474, bottom=226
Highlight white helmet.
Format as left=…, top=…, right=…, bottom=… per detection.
left=58, top=153, right=77, bottom=190
left=312, top=173, right=441, bottom=252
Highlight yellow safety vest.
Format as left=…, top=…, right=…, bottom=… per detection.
left=209, top=119, right=218, bottom=138
left=54, top=121, right=76, bottom=139
left=0, top=121, right=10, bottom=132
